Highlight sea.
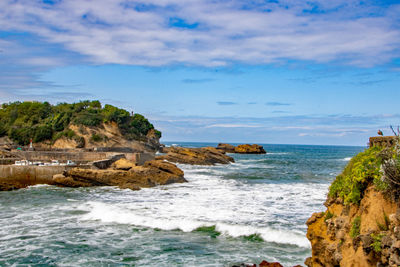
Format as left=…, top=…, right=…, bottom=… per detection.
left=0, top=142, right=364, bottom=267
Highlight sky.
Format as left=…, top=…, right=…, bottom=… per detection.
left=1, top=0, right=400, bottom=146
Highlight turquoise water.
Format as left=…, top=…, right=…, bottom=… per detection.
left=0, top=143, right=364, bottom=266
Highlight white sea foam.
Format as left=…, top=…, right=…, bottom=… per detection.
left=79, top=159, right=329, bottom=249
left=27, top=184, right=51, bottom=188
left=82, top=201, right=310, bottom=247
left=341, top=157, right=352, bottom=161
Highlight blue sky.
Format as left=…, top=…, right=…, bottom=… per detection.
left=1, top=0, right=400, bottom=145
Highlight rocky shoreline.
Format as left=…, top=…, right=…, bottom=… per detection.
left=0, top=143, right=268, bottom=191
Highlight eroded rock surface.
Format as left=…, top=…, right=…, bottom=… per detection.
left=306, top=185, right=400, bottom=267
left=157, top=146, right=234, bottom=165
left=234, top=144, right=266, bottom=154
left=217, top=143, right=236, bottom=153
left=53, top=159, right=186, bottom=190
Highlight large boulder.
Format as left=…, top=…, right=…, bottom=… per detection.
left=234, top=144, right=266, bottom=154
left=52, top=160, right=187, bottom=190
left=216, top=143, right=236, bottom=153
left=156, top=146, right=234, bottom=165
left=112, top=158, right=136, bottom=170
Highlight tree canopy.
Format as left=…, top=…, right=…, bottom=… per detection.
left=0, top=100, right=161, bottom=145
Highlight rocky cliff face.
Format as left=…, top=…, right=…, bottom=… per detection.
left=41, top=122, right=160, bottom=152
left=306, top=143, right=400, bottom=267
left=306, top=185, right=400, bottom=267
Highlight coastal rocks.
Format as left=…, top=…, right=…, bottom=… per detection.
left=112, top=158, right=136, bottom=170
left=52, top=159, right=187, bottom=190
left=306, top=185, right=400, bottom=267
left=231, top=260, right=301, bottom=267
left=217, top=143, right=236, bottom=153
left=216, top=143, right=266, bottom=154
left=234, top=144, right=266, bottom=154
left=0, top=181, right=27, bottom=191
left=156, top=146, right=234, bottom=165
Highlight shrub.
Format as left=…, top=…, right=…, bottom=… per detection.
left=33, top=125, right=53, bottom=143
left=370, top=233, right=384, bottom=253
left=377, top=212, right=390, bottom=231
left=329, top=147, right=384, bottom=205
left=324, top=211, right=334, bottom=222
left=74, top=136, right=85, bottom=148
left=90, top=133, right=102, bottom=143
left=350, top=216, right=361, bottom=238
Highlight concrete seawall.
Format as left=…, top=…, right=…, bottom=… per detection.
left=0, top=165, right=74, bottom=186
left=11, top=151, right=155, bottom=165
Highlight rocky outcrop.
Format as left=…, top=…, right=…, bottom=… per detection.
left=216, top=143, right=266, bottom=154
left=157, top=146, right=234, bottom=165
left=217, top=143, right=236, bottom=153
left=231, top=260, right=301, bottom=267
left=112, top=158, right=136, bottom=170
left=0, top=181, right=27, bottom=191
left=306, top=185, right=400, bottom=267
left=53, top=160, right=186, bottom=190
left=234, top=144, right=266, bottom=154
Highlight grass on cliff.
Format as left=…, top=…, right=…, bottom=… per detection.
left=350, top=216, right=361, bottom=238
left=0, top=100, right=161, bottom=145
left=328, top=146, right=388, bottom=205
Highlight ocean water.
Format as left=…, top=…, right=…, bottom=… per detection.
left=0, top=143, right=364, bottom=266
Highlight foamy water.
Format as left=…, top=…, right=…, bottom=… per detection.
left=0, top=143, right=363, bottom=266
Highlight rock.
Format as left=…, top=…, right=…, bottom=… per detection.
left=112, top=158, right=136, bottom=170
left=0, top=181, right=27, bottom=191
left=234, top=144, right=266, bottom=154
left=216, top=143, right=236, bottom=153
left=382, top=235, right=393, bottom=247
left=92, top=154, right=125, bottom=169
left=52, top=160, right=187, bottom=190
left=306, top=212, right=324, bottom=225
left=231, top=260, right=289, bottom=267
left=156, top=146, right=234, bottom=165
left=259, top=260, right=283, bottom=267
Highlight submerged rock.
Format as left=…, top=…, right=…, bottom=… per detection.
left=156, top=146, right=234, bottom=165
left=53, top=159, right=187, bottom=190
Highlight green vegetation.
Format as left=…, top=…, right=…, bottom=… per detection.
left=370, top=233, right=384, bottom=253
left=350, top=216, right=361, bottom=238
left=329, top=147, right=386, bottom=205
left=0, top=100, right=160, bottom=145
left=324, top=210, right=334, bottom=222
left=377, top=212, right=390, bottom=231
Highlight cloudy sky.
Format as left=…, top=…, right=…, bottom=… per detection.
left=1, top=0, right=400, bottom=145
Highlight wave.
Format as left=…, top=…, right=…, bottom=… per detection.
left=81, top=202, right=310, bottom=248
left=340, top=157, right=352, bottom=161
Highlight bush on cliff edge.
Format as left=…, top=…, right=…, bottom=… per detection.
left=328, top=146, right=386, bottom=205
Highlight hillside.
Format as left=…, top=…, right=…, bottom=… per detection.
left=306, top=137, right=400, bottom=267
left=0, top=101, right=161, bottom=151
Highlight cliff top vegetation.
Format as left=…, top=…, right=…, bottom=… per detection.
left=0, top=100, right=161, bottom=146
left=329, top=135, right=400, bottom=205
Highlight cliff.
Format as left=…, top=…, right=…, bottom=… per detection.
left=0, top=100, right=161, bottom=152
left=306, top=139, right=400, bottom=267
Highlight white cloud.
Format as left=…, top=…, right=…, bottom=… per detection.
left=0, top=0, right=399, bottom=67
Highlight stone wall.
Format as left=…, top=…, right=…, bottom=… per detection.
left=369, top=136, right=397, bottom=147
